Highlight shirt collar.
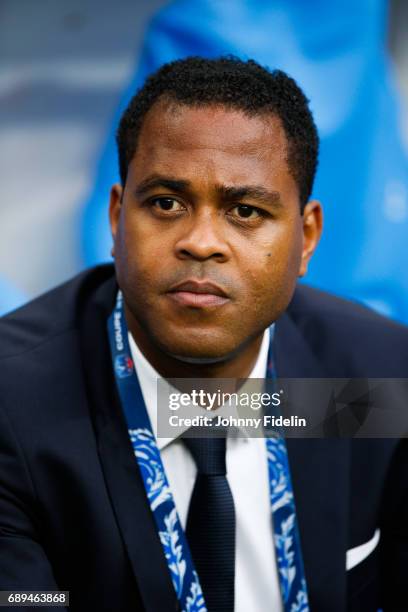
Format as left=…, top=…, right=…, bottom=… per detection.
left=128, top=327, right=271, bottom=450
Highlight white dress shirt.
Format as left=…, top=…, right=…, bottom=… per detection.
left=128, top=329, right=283, bottom=612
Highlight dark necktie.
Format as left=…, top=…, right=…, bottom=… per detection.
left=183, top=434, right=236, bottom=612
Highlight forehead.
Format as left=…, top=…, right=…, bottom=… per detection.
left=130, top=101, right=294, bottom=191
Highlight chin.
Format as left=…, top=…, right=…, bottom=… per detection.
left=169, top=352, right=230, bottom=365
left=166, top=341, right=250, bottom=366
left=158, top=329, right=240, bottom=364
left=165, top=342, right=235, bottom=364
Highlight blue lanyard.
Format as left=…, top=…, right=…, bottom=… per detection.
left=108, top=290, right=309, bottom=611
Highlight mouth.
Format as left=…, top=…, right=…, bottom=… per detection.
left=166, top=279, right=230, bottom=308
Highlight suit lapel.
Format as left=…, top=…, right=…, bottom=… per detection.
left=78, top=276, right=177, bottom=612
left=275, top=311, right=350, bottom=611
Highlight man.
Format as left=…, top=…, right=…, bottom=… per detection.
left=0, top=57, right=407, bottom=612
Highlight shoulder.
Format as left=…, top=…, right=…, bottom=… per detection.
left=287, top=284, right=408, bottom=376
left=0, top=264, right=115, bottom=362
left=0, top=264, right=116, bottom=434
left=0, top=265, right=117, bottom=468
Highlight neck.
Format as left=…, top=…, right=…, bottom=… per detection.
left=124, top=305, right=264, bottom=380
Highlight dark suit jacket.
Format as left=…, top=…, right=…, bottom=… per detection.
left=1, top=264, right=408, bottom=611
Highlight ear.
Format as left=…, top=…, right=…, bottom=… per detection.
left=109, top=183, right=124, bottom=258
left=299, top=200, right=323, bottom=277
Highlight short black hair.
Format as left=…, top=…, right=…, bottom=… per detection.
left=117, top=56, right=319, bottom=210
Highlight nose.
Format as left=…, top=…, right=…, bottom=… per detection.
left=174, top=209, right=230, bottom=262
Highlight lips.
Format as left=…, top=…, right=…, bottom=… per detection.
left=167, top=279, right=230, bottom=308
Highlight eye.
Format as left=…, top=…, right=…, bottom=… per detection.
left=230, top=204, right=262, bottom=219
left=149, top=197, right=185, bottom=213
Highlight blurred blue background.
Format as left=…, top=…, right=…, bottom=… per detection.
left=1, top=0, right=408, bottom=321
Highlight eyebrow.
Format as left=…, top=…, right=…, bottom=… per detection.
left=215, top=184, right=283, bottom=208
left=134, top=174, right=283, bottom=209
left=134, top=175, right=190, bottom=198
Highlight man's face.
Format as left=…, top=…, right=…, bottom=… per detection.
left=110, top=102, right=321, bottom=362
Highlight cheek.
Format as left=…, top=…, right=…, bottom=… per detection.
left=237, top=227, right=302, bottom=312
left=269, top=217, right=304, bottom=273
left=118, top=213, right=165, bottom=276
left=114, top=216, right=154, bottom=301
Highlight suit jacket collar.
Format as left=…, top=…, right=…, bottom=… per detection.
left=78, top=270, right=350, bottom=612
left=78, top=273, right=177, bottom=612
left=274, top=308, right=328, bottom=378
left=275, top=310, right=350, bottom=612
